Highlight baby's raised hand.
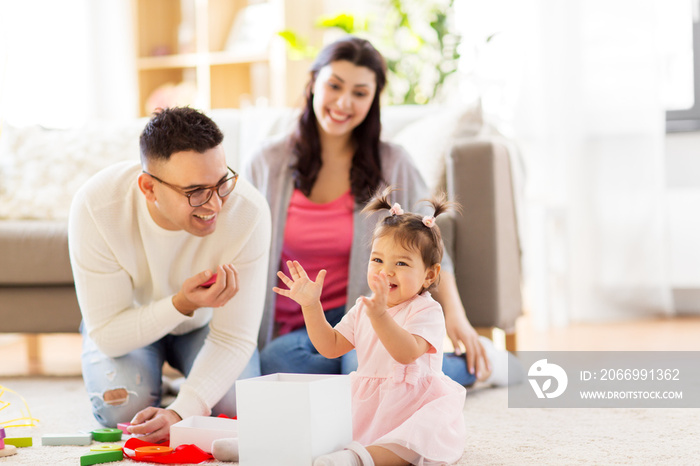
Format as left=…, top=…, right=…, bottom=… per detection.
left=273, top=260, right=326, bottom=307
left=361, top=271, right=389, bottom=318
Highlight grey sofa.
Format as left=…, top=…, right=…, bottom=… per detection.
left=1, top=220, right=80, bottom=332
left=0, top=106, right=522, bottom=359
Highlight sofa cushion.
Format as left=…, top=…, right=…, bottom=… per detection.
left=0, top=286, right=82, bottom=332
left=0, top=221, right=73, bottom=284
left=0, top=121, right=143, bottom=221
left=388, top=103, right=483, bottom=192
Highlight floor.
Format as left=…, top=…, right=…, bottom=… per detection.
left=1, top=313, right=699, bottom=376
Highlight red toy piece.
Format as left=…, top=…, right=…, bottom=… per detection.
left=200, top=273, right=218, bottom=288
left=123, top=438, right=213, bottom=464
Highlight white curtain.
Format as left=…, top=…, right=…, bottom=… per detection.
left=458, top=0, right=673, bottom=326
left=0, top=0, right=135, bottom=127
left=0, top=0, right=89, bottom=127
left=84, top=0, right=137, bottom=121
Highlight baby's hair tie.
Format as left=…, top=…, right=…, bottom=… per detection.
left=422, top=216, right=436, bottom=228
left=390, top=203, right=404, bottom=216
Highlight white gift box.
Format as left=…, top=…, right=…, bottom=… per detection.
left=236, top=373, right=352, bottom=466
left=170, top=415, right=238, bottom=453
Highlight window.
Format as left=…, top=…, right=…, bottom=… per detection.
left=0, top=1, right=88, bottom=128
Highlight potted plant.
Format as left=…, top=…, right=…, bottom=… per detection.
left=278, top=0, right=461, bottom=106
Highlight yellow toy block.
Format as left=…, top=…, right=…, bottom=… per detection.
left=90, top=444, right=123, bottom=452
left=4, top=436, right=32, bottom=447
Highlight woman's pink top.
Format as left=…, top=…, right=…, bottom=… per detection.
left=274, top=189, right=354, bottom=335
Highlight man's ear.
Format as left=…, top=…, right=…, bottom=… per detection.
left=138, top=172, right=157, bottom=201
left=424, top=263, right=441, bottom=289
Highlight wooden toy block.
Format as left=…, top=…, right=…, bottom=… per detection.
left=0, top=426, right=5, bottom=448
left=4, top=436, right=32, bottom=447
left=91, top=444, right=122, bottom=452
left=0, top=444, right=17, bottom=458
left=42, top=432, right=93, bottom=446
left=91, top=428, right=122, bottom=442
left=80, top=449, right=124, bottom=466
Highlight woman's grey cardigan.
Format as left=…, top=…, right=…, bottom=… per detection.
left=244, top=134, right=453, bottom=348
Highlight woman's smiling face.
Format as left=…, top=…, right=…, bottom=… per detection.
left=312, top=60, right=377, bottom=139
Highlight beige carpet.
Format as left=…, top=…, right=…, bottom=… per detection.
left=1, top=376, right=698, bottom=465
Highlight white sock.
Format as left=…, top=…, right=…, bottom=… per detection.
left=314, top=442, right=374, bottom=466
left=346, top=441, right=375, bottom=466
left=211, top=437, right=239, bottom=462
left=479, top=336, right=525, bottom=387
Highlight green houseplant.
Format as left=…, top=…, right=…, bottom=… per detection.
left=279, top=0, right=461, bottom=106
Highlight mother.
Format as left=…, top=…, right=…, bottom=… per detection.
left=245, top=36, right=489, bottom=385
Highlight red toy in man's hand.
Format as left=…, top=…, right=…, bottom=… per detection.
left=200, top=273, right=218, bottom=288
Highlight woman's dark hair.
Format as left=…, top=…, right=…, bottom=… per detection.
left=291, top=36, right=387, bottom=204
left=362, top=187, right=458, bottom=292
left=139, top=107, right=223, bottom=165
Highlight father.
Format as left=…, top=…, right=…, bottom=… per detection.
left=68, top=107, right=270, bottom=442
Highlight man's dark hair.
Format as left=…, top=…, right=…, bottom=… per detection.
left=139, top=107, right=224, bottom=165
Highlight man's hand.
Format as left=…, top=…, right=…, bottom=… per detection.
left=173, top=263, right=239, bottom=316
left=273, top=260, right=325, bottom=308
left=127, top=407, right=182, bottom=443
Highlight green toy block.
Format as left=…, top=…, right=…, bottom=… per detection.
left=91, top=428, right=122, bottom=442
left=80, top=449, right=124, bottom=465
left=3, top=436, right=32, bottom=447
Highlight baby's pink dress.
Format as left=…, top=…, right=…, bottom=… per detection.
left=335, top=292, right=466, bottom=466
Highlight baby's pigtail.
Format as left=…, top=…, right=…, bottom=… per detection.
left=421, top=192, right=460, bottom=229
left=427, top=192, right=460, bottom=219
left=362, top=185, right=395, bottom=215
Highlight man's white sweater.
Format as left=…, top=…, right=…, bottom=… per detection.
left=69, top=161, right=271, bottom=419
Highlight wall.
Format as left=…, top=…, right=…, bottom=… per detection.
left=665, top=131, right=700, bottom=313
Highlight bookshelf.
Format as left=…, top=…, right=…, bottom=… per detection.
left=132, top=0, right=323, bottom=116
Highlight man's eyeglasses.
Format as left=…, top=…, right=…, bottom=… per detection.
left=143, top=166, right=239, bottom=207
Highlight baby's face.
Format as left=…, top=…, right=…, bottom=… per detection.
left=367, top=234, right=435, bottom=308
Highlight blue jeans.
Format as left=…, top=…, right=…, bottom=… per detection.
left=81, top=323, right=260, bottom=427
left=443, top=352, right=477, bottom=386
left=260, top=305, right=477, bottom=386
left=260, top=306, right=357, bottom=375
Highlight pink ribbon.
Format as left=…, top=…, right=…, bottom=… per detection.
left=390, top=203, right=404, bottom=216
